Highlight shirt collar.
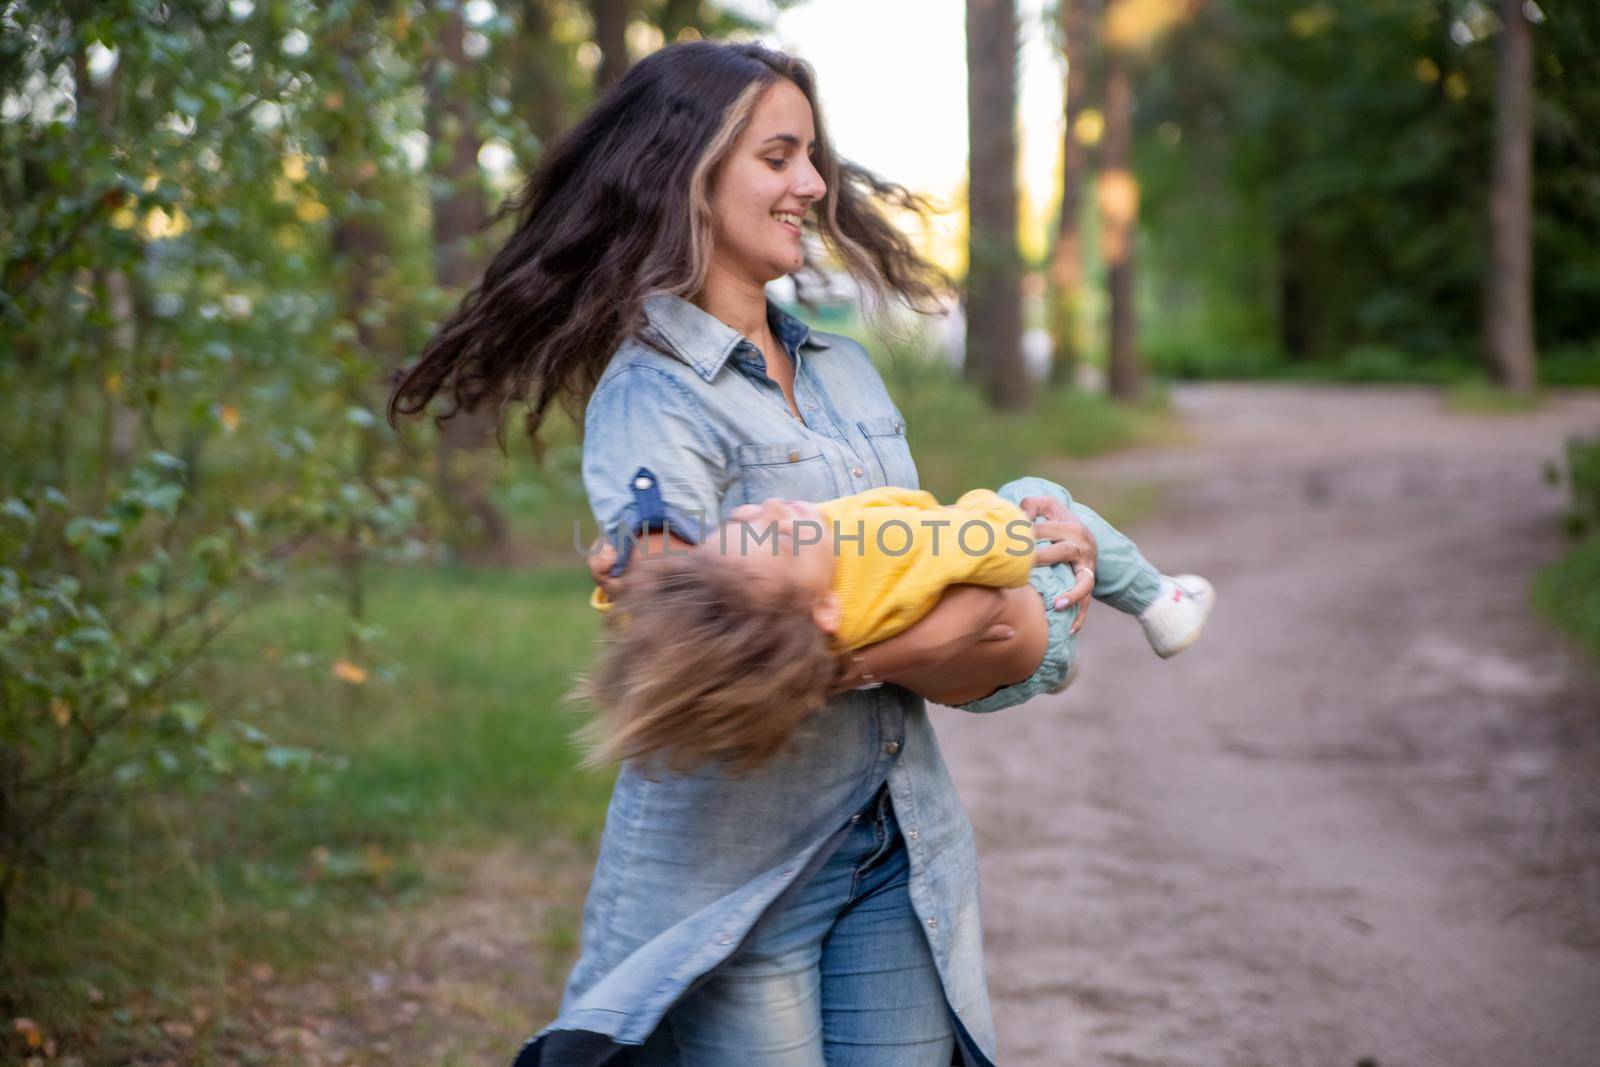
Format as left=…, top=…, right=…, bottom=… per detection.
left=641, top=291, right=831, bottom=383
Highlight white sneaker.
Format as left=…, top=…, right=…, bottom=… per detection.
left=1137, top=574, right=1215, bottom=659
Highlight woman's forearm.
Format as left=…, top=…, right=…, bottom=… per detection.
left=829, top=583, right=1050, bottom=702
left=890, top=584, right=1050, bottom=705
left=826, top=584, right=1007, bottom=695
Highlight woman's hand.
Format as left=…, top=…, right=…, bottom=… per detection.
left=585, top=529, right=697, bottom=601
left=587, top=536, right=623, bottom=599
left=1017, top=495, right=1097, bottom=635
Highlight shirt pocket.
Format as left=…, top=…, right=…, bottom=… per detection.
left=734, top=440, right=842, bottom=505
left=857, top=416, right=919, bottom=490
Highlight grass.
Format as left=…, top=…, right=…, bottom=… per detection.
left=1443, top=379, right=1546, bottom=414
left=1533, top=536, right=1600, bottom=662
left=4, top=561, right=614, bottom=1063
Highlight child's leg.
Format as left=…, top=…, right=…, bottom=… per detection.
left=992, top=475, right=1163, bottom=616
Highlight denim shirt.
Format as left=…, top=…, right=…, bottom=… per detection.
left=512, top=293, right=998, bottom=1067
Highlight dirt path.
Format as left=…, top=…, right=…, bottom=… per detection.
left=933, top=383, right=1600, bottom=1067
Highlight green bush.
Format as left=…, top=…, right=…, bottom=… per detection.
left=1535, top=434, right=1600, bottom=659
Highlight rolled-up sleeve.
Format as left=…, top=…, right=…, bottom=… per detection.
left=583, top=364, right=727, bottom=553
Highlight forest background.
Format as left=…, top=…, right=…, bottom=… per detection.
left=3, top=0, right=1598, bottom=1062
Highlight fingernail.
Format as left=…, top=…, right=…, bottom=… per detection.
left=1054, top=598, right=1067, bottom=610
left=1002, top=626, right=1014, bottom=638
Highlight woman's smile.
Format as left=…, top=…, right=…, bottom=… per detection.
left=773, top=211, right=804, bottom=238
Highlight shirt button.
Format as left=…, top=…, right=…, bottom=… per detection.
left=907, top=827, right=919, bottom=839
left=788, top=449, right=801, bottom=462
left=850, top=813, right=862, bottom=823
left=926, top=917, right=938, bottom=929
left=852, top=465, right=865, bottom=477
left=884, top=741, right=900, bottom=755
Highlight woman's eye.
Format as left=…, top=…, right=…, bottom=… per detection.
left=764, top=158, right=787, bottom=170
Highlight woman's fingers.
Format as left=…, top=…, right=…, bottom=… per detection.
left=1030, top=519, right=1091, bottom=567
left=1059, top=569, right=1094, bottom=633
left=1031, top=514, right=1100, bottom=572
left=1045, top=565, right=1094, bottom=633
left=588, top=537, right=620, bottom=592
left=1017, top=495, right=1070, bottom=521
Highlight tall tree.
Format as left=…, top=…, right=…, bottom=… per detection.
left=966, top=0, right=1030, bottom=410
left=1485, top=0, right=1537, bottom=393
left=1097, top=0, right=1193, bottom=401
left=1099, top=19, right=1140, bottom=401
left=1047, top=0, right=1096, bottom=388
left=592, top=0, right=631, bottom=91
left=427, top=0, right=511, bottom=563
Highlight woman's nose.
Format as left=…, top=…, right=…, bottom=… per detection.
left=794, top=158, right=826, bottom=202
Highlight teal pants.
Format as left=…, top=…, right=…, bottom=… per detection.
left=952, top=475, right=1162, bottom=714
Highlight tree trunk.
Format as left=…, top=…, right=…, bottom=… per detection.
left=428, top=2, right=512, bottom=565
left=1100, top=42, right=1141, bottom=402
left=591, top=0, right=630, bottom=92
left=1485, top=0, right=1536, bottom=394
left=965, top=0, right=1030, bottom=411
left=74, top=39, right=140, bottom=509
left=509, top=0, right=571, bottom=152
left=1048, top=0, right=1094, bottom=389
left=1278, top=222, right=1316, bottom=361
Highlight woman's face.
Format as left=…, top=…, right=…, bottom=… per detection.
left=707, top=78, right=828, bottom=285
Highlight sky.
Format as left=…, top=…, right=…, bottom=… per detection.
left=738, top=0, right=1069, bottom=265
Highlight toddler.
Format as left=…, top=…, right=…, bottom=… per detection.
left=577, top=467, right=1213, bottom=773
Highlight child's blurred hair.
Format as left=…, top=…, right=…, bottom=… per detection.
left=569, top=550, right=852, bottom=775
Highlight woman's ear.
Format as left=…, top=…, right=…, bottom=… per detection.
left=812, top=589, right=842, bottom=635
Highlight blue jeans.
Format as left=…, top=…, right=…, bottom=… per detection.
left=954, top=475, right=1164, bottom=714
left=635, top=785, right=956, bottom=1065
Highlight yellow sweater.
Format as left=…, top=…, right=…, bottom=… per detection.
left=590, top=487, right=1036, bottom=650
left=815, top=486, right=1035, bottom=649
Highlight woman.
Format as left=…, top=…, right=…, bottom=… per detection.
left=390, top=40, right=1098, bottom=1066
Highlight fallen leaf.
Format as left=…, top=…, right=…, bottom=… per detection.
left=12, top=1018, right=42, bottom=1048
left=332, top=660, right=367, bottom=685
left=363, top=844, right=395, bottom=880
left=50, top=698, right=71, bottom=727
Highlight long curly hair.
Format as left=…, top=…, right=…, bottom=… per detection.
left=387, top=39, right=950, bottom=448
